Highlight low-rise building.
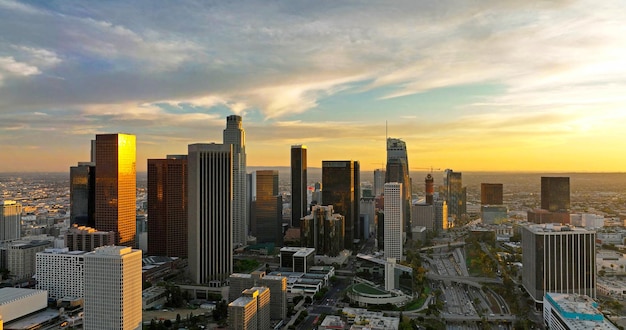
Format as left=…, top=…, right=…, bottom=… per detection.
left=142, top=286, right=168, bottom=310
left=0, top=288, right=48, bottom=323
left=543, top=292, right=617, bottom=330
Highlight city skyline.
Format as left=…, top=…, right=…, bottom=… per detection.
left=1, top=1, right=625, bottom=173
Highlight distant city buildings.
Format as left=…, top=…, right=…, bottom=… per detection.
left=187, top=143, right=233, bottom=285
left=322, top=160, right=360, bottom=248
left=1, top=200, right=21, bottom=243
left=94, top=133, right=137, bottom=247
left=84, top=246, right=142, bottom=330
left=521, top=224, right=596, bottom=305
left=147, top=155, right=188, bottom=258
left=291, top=145, right=307, bottom=228
left=528, top=177, right=571, bottom=224
left=385, top=138, right=411, bottom=232
left=481, top=183, right=503, bottom=205
left=384, top=182, right=403, bottom=262
left=224, top=115, right=247, bottom=247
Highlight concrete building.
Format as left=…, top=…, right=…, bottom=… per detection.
left=384, top=183, right=403, bottom=262
left=481, top=205, right=508, bottom=225
left=147, top=155, right=188, bottom=258
left=522, top=224, right=596, bottom=304
left=6, top=240, right=50, bottom=281
left=84, top=246, right=142, bottom=330
left=65, top=225, right=115, bottom=252
left=411, top=203, right=434, bottom=231
left=223, top=115, right=247, bottom=247
left=373, top=169, right=385, bottom=197
left=543, top=292, right=617, bottom=330
left=188, top=143, right=232, bottom=285
left=228, top=271, right=287, bottom=321
left=319, top=315, right=345, bottom=330
left=35, top=248, right=86, bottom=300
left=94, top=133, right=137, bottom=247
left=142, top=286, right=168, bottom=310
left=1, top=200, right=21, bottom=243
left=280, top=247, right=315, bottom=273
left=0, top=288, right=47, bottom=324
left=291, top=145, right=307, bottom=228
left=228, top=287, right=270, bottom=330
left=300, top=205, right=344, bottom=257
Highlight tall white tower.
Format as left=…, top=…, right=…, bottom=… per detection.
left=384, top=182, right=403, bottom=262
left=188, top=143, right=233, bottom=284
left=84, top=246, right=142, bottom=330
left=1, top=200, right=21, bottom=243
left=224, top=115, right=247, bottom=247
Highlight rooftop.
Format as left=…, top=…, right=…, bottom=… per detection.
left=0, top=288, right=47, bottom=305
left=545, top=293, right=617, bottom=330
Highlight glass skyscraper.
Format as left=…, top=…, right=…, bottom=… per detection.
left=385, top=138, right=411, bottom=231
left=322, top=160, right=360, bottom=248
left=223, top=115, right=247, bottom=247
left=290, top=145, right=307, bottom=227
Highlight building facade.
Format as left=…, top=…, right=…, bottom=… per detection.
left=94, top=133, right=137, bottom=247
left=228, top=271, right=287, bottom=321
left=300, top=205, right=344, bottom=256
left=223, top=115, right=247, bottom=247
left=543, top=292, right=617, bottom=330
left=250, top=170, right=283, bottom=246
left=384, top=183, right=403, bottom=262
left=373, top=169, right=385, bottom=197
left=444, top=169, right=466, bottom=221
left=291, top=145, right=307, bottom=228
left=70, top=163, right=96, bottom=227
left=84, top=246, right=142, bottom=330
left=35, top=248, right=86, bottom=300
left=385, top=138, right=411, bottom=232
left=188, top=143, right=232, bottom=285
left=322, top=160, right=360, bottom=248
left=541, top=177, right=570, bottom=212
left=147, top=155, right=188, bottom=257
left=521, top=224, right=596, bottom=304
left=65, top=225, right=115, bottom=252
left=1, top=200, right=21, bottom=243
left=481, top=183, right=503, bottom=205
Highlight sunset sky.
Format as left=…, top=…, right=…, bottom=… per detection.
left=1, top=0, right=625, bottom=172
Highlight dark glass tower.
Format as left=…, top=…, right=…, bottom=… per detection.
left=444, top=169, right=466, bottom=221
left=322, top=160, right=359, bottom=248
left=70, top=162, right=96, bottom=227
left=250, top=170, right=283, bottom=246
left=147, top=155, right=188, bottom=257
left=223, top=115, right=247, bottom=247
left=386, top=138, right=411, bottom=231
left=290, top=145, right=307, bottom=227
left=481, top=183, right=503, bottom=205
left=541, top=177, right=570, bottom=212
left=94, top=133, right=136, bottom=247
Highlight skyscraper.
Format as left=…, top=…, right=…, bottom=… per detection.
left=70, top=162, right=96, bottom=227
left=1, top=200, right=21, bottom=243
left=481, top=183, right=503, bottom=205
left=249, top=170, right=283, bottom=246
left=228, top=287, right=271, bottom=330
left=223, top=115, right=247, bottom=247
left=300, top=205, right=344, bottom=257
left=541, top=177, right=570, bottom=212
left=425, top=174, right=434, bottom=205
left=521, top=224, right=596, bottom=305
left=84, top=246, right=142, bottom=330
left=384, top=182, right=403, bottom=262
left=94, top=133, right=136, bottom=247
left=188, top=143, right=232, bottom=285
left=385, top=138, right=411, bottom=231
left=147, top=155, right=188, bottom=257
left=322, top=160, right=359, bottom=248
left=373, top=169, right=385, bottom=197
left=291, top=145, right=307, bottom=227
left=444, top=169, right=466, bottom=222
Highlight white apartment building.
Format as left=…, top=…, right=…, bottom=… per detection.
left=84, top=246, right=142, bottom=330
left=35, top=248, right=86, bottom=300
left=384, top=183, right=403, bottom=262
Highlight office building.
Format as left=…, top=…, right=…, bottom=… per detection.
left=279, top=247, right=315, bottom=273
left=1, top=200, right=21, bottom=243
left=94, top=133, right=136, bottom=247
left=228, top=271, right=287, bottom=320
left=385, top=138, right=411, bottom=231
left=229, top=286, right=270, bottom=330
left=373, top=169, right=385, bottom=197
left=384, top=183, right=403, bottom=262
left=425, top=174, right=434, bottom=205
left=300, top=205, right=344, bottom=257
left=65, top=225, right=115, bottom=252
left=521, top=224, right=596, bottom=304
left=6, top=240, right=50, bottom=281
left=322, top=160, right=360, bottom=248
left=481, top=183, right=503, bottom=205
left=434, top=200, right=448, bottom=232
left=35, top=248, right=86, bottom=300
left=147, top=155, right=188, bottom=257
left=543, top=293, right=617, bottom=330
left=444, top=169, right=466, bottom=221
left=412, top=203, right=434, bottom=231
left=360, top=196, right=375, bottom=238
left=249, top=170, right=283, bottom=246
left=84, top=246, right=142, bottom=330
left=224, top=115, right=247, bottom=247
left=188, top=143, right=232, bottom=285
left=291, top=145, right=307, bottom=227
left=481, top=205, right=508, bottom=225
left=541, top=177, right=570, bottom=212
left=70, top=163, right=96, bottom=227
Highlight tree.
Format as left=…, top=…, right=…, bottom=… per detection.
left=212, top=300, right=228, bottom=323
left=305, top=296, right=313, bottom=304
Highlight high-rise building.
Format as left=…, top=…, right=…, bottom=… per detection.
left=521, top=224, right=596, bottom=305
left=322, top=160, right=359, bottom=248
left=443, top=169, right=466, bottom=221
left=541, top=177, right=570, bottom=212
left=291, top=145, right=307, bottom=227
left=412, top=203, right=434, bottom=231
left=385, top=138, right=411, bottom=232
left=65, top=225, right=116, bottom=252
left=249, top=170, right=283, bottom=246
left=84, top=246, right=142, bottom=330
left=70, top=162, right=96, bottom=227
left=229, top=286, right=271, bottom=330
left=35, top=248, right=86, bottom=300
left=425, top=174, right=434, bottom=205
left=384, top=182, right=403, bottom=262
left=373, top=169, right=385, bottom=197
left=228, top=271, right=287, bottom=321
left=94, top=133, right=136, bottom=247
left=223, top=115, right=247, bottom=247
left=481, top=183, right=503, bottom=205
left=434, top=200, right=448, bottom=232
left=188, top=143, right=232, bottom=285
left=1, top=200, right=21, bottom=243
left=300, top=205, right=344, bottom=257
left=6, top=240, right=50, bottom=281
left=147, top=155, right=188, bottom=257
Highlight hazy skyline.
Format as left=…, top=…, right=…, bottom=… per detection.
left=1, top=1, right=625, bottom=172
